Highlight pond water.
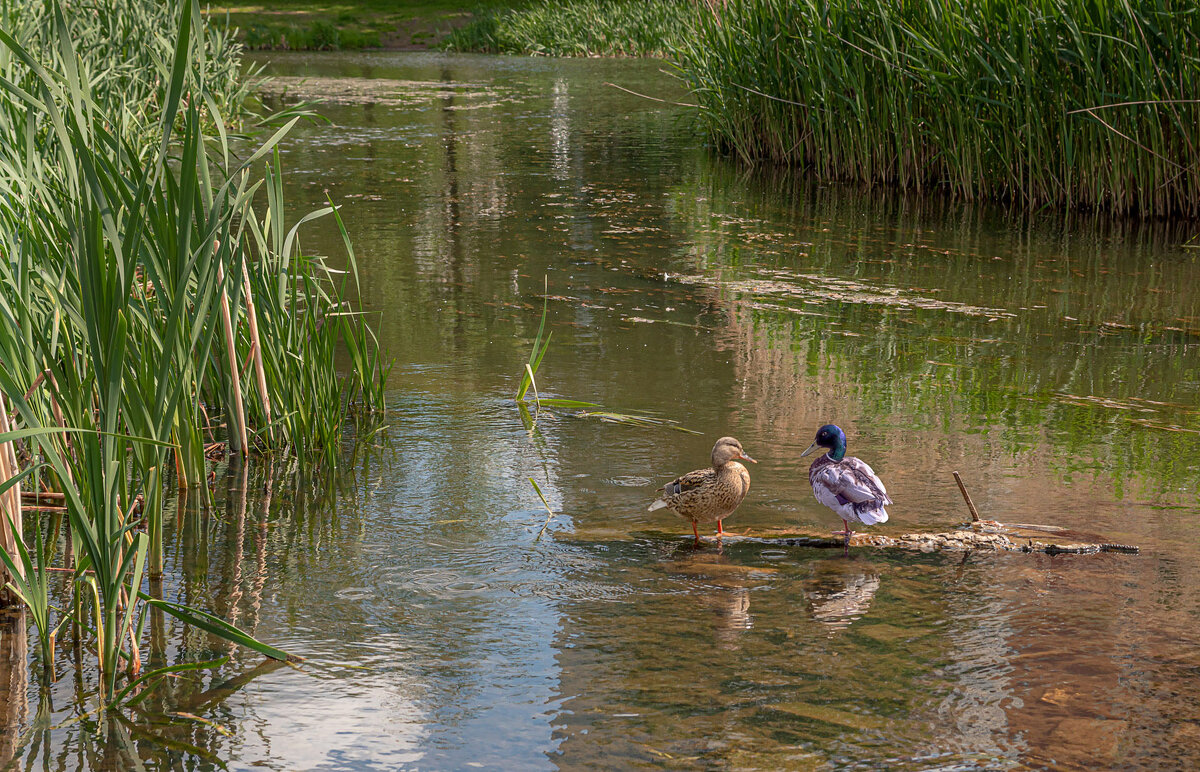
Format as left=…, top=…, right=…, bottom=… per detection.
left=5, top=51, right=1200, bottom=770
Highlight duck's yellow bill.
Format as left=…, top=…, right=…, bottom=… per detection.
left=800, top=442, right=820, bottom=457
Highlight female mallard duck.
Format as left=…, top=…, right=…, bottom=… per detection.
left=801, top=424, right=891, bottom=553
left=649, top=436, right=756, bottom=546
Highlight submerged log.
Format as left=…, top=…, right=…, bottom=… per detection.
left=718, top=520, right=1140, bottom=556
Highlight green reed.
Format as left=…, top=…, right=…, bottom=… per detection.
left=675, top=0, right=1200, bottom=217
left=444, top=0, right=693, bottom=57
left=0, top=0, right=383, bottom=700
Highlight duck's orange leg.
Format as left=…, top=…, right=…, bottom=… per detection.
left=716, top=519, right=725, bottom=535
left=832, top=520, right=857, bottom=538
left=692, top=521, right=701, bottom=546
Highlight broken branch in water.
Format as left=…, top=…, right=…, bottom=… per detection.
left=952, top=471, right=981, bottom=522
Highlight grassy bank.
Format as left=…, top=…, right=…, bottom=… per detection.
left=0, top=0, right=386, bottom=699
left=675, top=0, right=1200, bottom=218
left=209, top=0, right=517, bottom=50
left=443, top=0, right=693, bottom=56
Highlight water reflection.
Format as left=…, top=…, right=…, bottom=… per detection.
left=659, top=548, right=758, bottom=649
left=803, top=559, right=881, bottom=634
left=0, top=612, right=27, bottom=765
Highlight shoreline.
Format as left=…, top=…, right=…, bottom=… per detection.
left=205, top=3, right=488, bottom=52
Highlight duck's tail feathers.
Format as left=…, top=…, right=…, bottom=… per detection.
left=648, top=499, right=669, bottom=512
left=856, top=505, right=888, bottom=525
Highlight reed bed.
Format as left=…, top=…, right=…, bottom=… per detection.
left=444, top=0, right=693, bottom=56
left=675, top=0, right=1200, bottom=217
left=0, top=0, right=386, bottom=700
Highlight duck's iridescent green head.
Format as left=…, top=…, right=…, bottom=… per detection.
left=801, top=424, right=847, bottom=461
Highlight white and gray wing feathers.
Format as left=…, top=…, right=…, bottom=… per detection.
left=811, top=456, right=891, bottom=526
left=814, top=458, right=890, bottom=505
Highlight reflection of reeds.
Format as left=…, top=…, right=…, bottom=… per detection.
left=531, top=477, right=558, bottom=541
left=0, top=613, right=28, bottom=764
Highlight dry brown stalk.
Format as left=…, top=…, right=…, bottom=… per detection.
left=0, top=392, right=24, bottom=608
left=217, top=263, right=249, bottom=457
left=242, top=261, right=273, bottom=443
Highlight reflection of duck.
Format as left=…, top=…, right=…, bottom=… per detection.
left=708, top=586, right=752, bottom=649
left=661, top=551, right=757, bottom=649
left=801, top=424, right=891, bottom=553
left=649, top=437, right=756, bottom=546
left=805, top=563, right=880, bottom=633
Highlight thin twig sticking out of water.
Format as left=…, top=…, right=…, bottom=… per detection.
left=953, top=471, right=981, bottom=522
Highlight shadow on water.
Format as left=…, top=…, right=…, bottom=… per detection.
left=3, top=50, right=1200, bottom=769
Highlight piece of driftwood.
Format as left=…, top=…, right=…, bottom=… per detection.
left=952, top=471, right=981, bottom=522
left=715, top=520, right=1139, bottom=555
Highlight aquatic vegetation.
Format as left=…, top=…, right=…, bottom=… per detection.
left=0, top=0, right=385, bottom=701
left=515, top=281, right=553, bottom=406
left=675, top=0, right=1200, bottom=217
left=444, top=0, right=693, bottom=56
left=514, top=281, right=697, bottom=434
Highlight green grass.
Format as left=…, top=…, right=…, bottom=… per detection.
left=444, top=0, right=694, bottom=56
left=674, top=0, right=1200, bottom=217
left=209, top=0, right=519, bottom=50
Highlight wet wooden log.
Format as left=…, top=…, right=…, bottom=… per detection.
left=708, top=521, right=1140, bottom=555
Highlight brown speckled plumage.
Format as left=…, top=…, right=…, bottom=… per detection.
left=649, top=437, right=755, bottom=544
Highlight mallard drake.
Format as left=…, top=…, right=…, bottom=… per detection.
left=649, top=436, right=756, bottom=546
left=801, top=424, right=891, bottom=553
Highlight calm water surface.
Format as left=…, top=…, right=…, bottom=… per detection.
left=4, top=51, right=1200, bottom=770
